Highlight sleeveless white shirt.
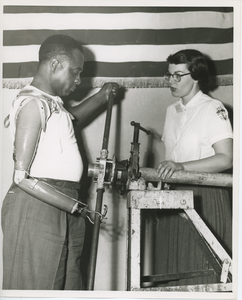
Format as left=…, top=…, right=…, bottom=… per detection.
left=9, top=86, right=83, bottom=182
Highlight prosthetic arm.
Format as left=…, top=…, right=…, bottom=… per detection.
left=13, top=98, right=81, bottom=214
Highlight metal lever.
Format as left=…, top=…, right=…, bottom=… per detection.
left=130, top=121, right=151, bottom=135
left=128, top=121, right=151, bottom=181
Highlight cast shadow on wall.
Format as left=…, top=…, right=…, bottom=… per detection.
left=204, top=55, right=233, bottom=131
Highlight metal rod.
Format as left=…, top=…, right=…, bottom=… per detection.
left=102, top=93, right=114, bottom=150
left=87, top=93, right=114, bottom=290
left=140, top=167, right=232, bottom=187
left=130, top=121, right=151, bottom=135
left=87, top=188, right=104, bottom=290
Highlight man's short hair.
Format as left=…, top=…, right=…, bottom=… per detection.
left=39, top=34, right=83, bottom=64
left=167, top=49, right=209, bottom=86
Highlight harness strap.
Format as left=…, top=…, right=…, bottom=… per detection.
left=4, top=88, right=60, bottom=132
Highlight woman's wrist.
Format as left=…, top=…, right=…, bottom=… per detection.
left=178, top=163, right=185, bottom=171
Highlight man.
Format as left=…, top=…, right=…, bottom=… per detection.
left=1, top=34, right=118, bottom=290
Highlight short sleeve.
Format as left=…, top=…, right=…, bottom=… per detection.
left=206, top=100, right=233, bottom=145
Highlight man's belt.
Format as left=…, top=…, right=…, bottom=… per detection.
left=38, top=178, right=81, bottom=190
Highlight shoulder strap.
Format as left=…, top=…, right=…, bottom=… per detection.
left=4, top=88, right=60, bottom=132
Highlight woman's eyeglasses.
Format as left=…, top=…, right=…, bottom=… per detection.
left=164, top=72, right=191, bottom=82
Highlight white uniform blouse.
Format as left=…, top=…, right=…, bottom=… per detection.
left=162, top=90, right=233, bottom=162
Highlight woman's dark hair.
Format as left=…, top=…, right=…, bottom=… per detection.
left=167, top=49, right=209, bottom=86
left=39, top=34, right=83, bottom=64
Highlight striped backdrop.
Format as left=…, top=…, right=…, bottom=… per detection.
left=2, top=6, right=233, bottom=89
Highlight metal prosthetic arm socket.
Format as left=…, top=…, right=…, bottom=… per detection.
left=13, top=99, right=80, bottom=214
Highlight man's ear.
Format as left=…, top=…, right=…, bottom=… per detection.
left=51, top=58, right=60, bottom=72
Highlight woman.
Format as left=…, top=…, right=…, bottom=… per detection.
left=154, top=49, right=233, bottom=286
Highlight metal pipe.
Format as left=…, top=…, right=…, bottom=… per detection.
left=102, top=93, right=114, bottom=150
left=130, top=121, right=151, bottom=135
left=140, top=167, right=233, bottom=187
left=87, top=92, right=114, bottom=290
left=87, top=188, right=105, bottom=290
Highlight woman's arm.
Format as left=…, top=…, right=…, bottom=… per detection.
left=157, top=138, right=233, bottom=180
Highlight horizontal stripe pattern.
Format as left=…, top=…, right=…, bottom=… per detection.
left=3, top=28, right=233, bottom=46
left=2, top=6, right=234, bottom=88
left=2, top=75, right=233, bottom=90
left=3, top=44, right=233, bottom=63
left=3, top=6, right=234, bottom=14
left=3, top=60, right=233, bottom=78
left=3, top=11, right=233, bottom=30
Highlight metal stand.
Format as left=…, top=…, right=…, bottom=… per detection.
left=126, top=189, right=233, bottom=292
left=87, top=112, right=233, bottom=291
left=87, top=93, right=114, bottom=290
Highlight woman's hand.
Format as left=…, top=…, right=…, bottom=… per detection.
left=157, top=160, right=184, bottom=180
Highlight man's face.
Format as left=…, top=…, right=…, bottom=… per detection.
left=51, top=49, right=84, bottom=97
left=167, top=63, right=196, bottom=102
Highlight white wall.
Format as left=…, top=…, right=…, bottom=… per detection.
left=0, top=85, right=233, bottom=290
